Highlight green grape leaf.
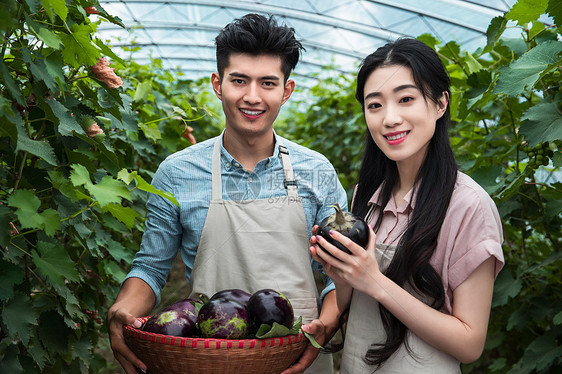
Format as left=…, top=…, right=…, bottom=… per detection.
left=7, top=190, right=61, bottom=235
left=52, top=283, right=83, bottom=324
left=26, top=16, right=62, bottom=49
left=139, top=121, right=161, bottom=141
left=71, top=333, right=93, bottom=372
left=40, top=0, right=68, bottom=22
left=48, top=170, right=80, bottom=201
left=73, top=132, right=119, bottom=165
left=13, top=113, right=57, bottom=165
left=547, top=0, right=562, bottom=26
left=101, top=203, right=140, bottom=229
left=45, top=97, right=84, bottom=136
left=59, top=23, right=100, bottom=69
left=492, top=270, right=522, bottom=307
left=528, top=21, right=545, bottom=40
left=70, top=165, right=131, bottom=207
left=0, top=205, right=11, bottom=247
left=1, top=292, right=38, bottom=345
left=0, top=345, right=23, bottom=373
left=32, top=241, right=81, bottom=285
left=92, top=2, right=125, bottom=27
left=134, top=80, right=152, bottom=103
left=103, top=260, right=127, bottom=282
left=103, top=237, right=133, bottom=263
left=118, top=169, right=179, bottom=206
left=69, top=164, right=94, bottom=188
left=37, top=310, right=71, bottom=356
left=44, top=53, right=66, bottom=92
left=0, top=59, right=25, bottom=106
left=26, top=56, right=59, bottom=92
left=0, top=0, right=17, bottom=32
left=27, top=340, right=49, bottom=371
left=465, top=53, right=483, bottom=75
left=520, top=100, right=562, bottom=146
left=486, top=16, right=507, bottom=46
left=39, top=208, right=61, bottom=237
left=0, top=259, right=24, bottom=301
left=506, top=0, right=548, bottom=25
left=86, top=176, right=131, bottom=207
left=494, top=40, right=562, bottom=96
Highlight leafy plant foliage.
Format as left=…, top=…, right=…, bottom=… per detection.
left=0, top=0, right=560, bottom=373
left=0, top=1, right=221, bottom=372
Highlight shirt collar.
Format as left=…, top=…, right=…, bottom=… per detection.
left=367, top=181, right=418, bottom=213
left=219, top=129, right=281, bottom=171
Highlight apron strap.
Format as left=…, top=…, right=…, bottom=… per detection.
left=212, top=138, right=222, bottom=201
left=211, top=137, right=299, bottom=200
left=278, top=145, right=298, bottom=198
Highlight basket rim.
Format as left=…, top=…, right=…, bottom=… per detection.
left=124, top=316, right=306, bottom=349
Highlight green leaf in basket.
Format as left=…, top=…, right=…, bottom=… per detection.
left=255, top=322, right=288, bottom=338
left=254, top=316, right=303, bottom=339
left=290, top=316, right=303, bottom=334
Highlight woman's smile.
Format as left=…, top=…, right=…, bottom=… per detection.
left=384, top=130, right=410, bottom=145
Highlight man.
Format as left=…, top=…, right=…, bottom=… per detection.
left=107, top=13, right=347, bottom=374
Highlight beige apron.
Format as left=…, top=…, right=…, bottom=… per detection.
left=189, top=137, right=333, bottom=373
left=340, top=241, right=461, bottom=373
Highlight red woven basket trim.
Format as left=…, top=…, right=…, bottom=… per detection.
left=125, top=318, right=305, bottom=350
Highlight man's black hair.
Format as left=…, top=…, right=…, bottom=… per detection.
left=215, top=13, right=304, bottom=82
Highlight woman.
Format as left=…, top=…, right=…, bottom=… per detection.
left=308, top=38, right=504, bottom=373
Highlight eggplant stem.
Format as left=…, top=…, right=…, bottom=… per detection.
left=331, top=202, right=347, bottom=226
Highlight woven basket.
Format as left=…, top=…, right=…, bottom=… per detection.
left=123, top=317, right=308, bottom=374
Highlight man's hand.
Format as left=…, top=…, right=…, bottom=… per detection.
left=107, top=278, right=156, bottom=373
left=280, top=319, right=327, bottom=374
left=108, top=306, right=147, bottom=373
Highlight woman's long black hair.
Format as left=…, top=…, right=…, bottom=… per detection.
left=352, top=38, right=458, bottom=368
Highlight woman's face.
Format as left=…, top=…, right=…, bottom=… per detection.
left=363, top=64, right=447, bottom=172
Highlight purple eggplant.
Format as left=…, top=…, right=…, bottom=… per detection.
left=317, top=202, right=369, bottom=255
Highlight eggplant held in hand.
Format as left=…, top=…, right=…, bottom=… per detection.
left=317, top=202, right=370, bottom=255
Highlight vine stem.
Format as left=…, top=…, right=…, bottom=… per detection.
left=9, top=201, right=97, bottom=241
left=524, top=182, right=561, bottom=193
left=13, top=151, right=28, bottom=191
left=60, top=201, right=98, bottom=222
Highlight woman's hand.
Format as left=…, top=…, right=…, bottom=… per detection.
left=311, top=225, right=381, bottom=295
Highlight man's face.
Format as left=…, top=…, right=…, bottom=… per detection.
left=211, top=53, right=295, bottom=139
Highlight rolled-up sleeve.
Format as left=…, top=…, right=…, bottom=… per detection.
left=123, top=160, right=182, bottom=305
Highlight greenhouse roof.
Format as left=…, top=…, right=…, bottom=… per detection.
left=96, top=0, right=517, bottom=88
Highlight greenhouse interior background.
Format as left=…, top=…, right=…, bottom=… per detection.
left=0, top=0, right=560, bottom=373
left=96, top=0, right=521, bottom=90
